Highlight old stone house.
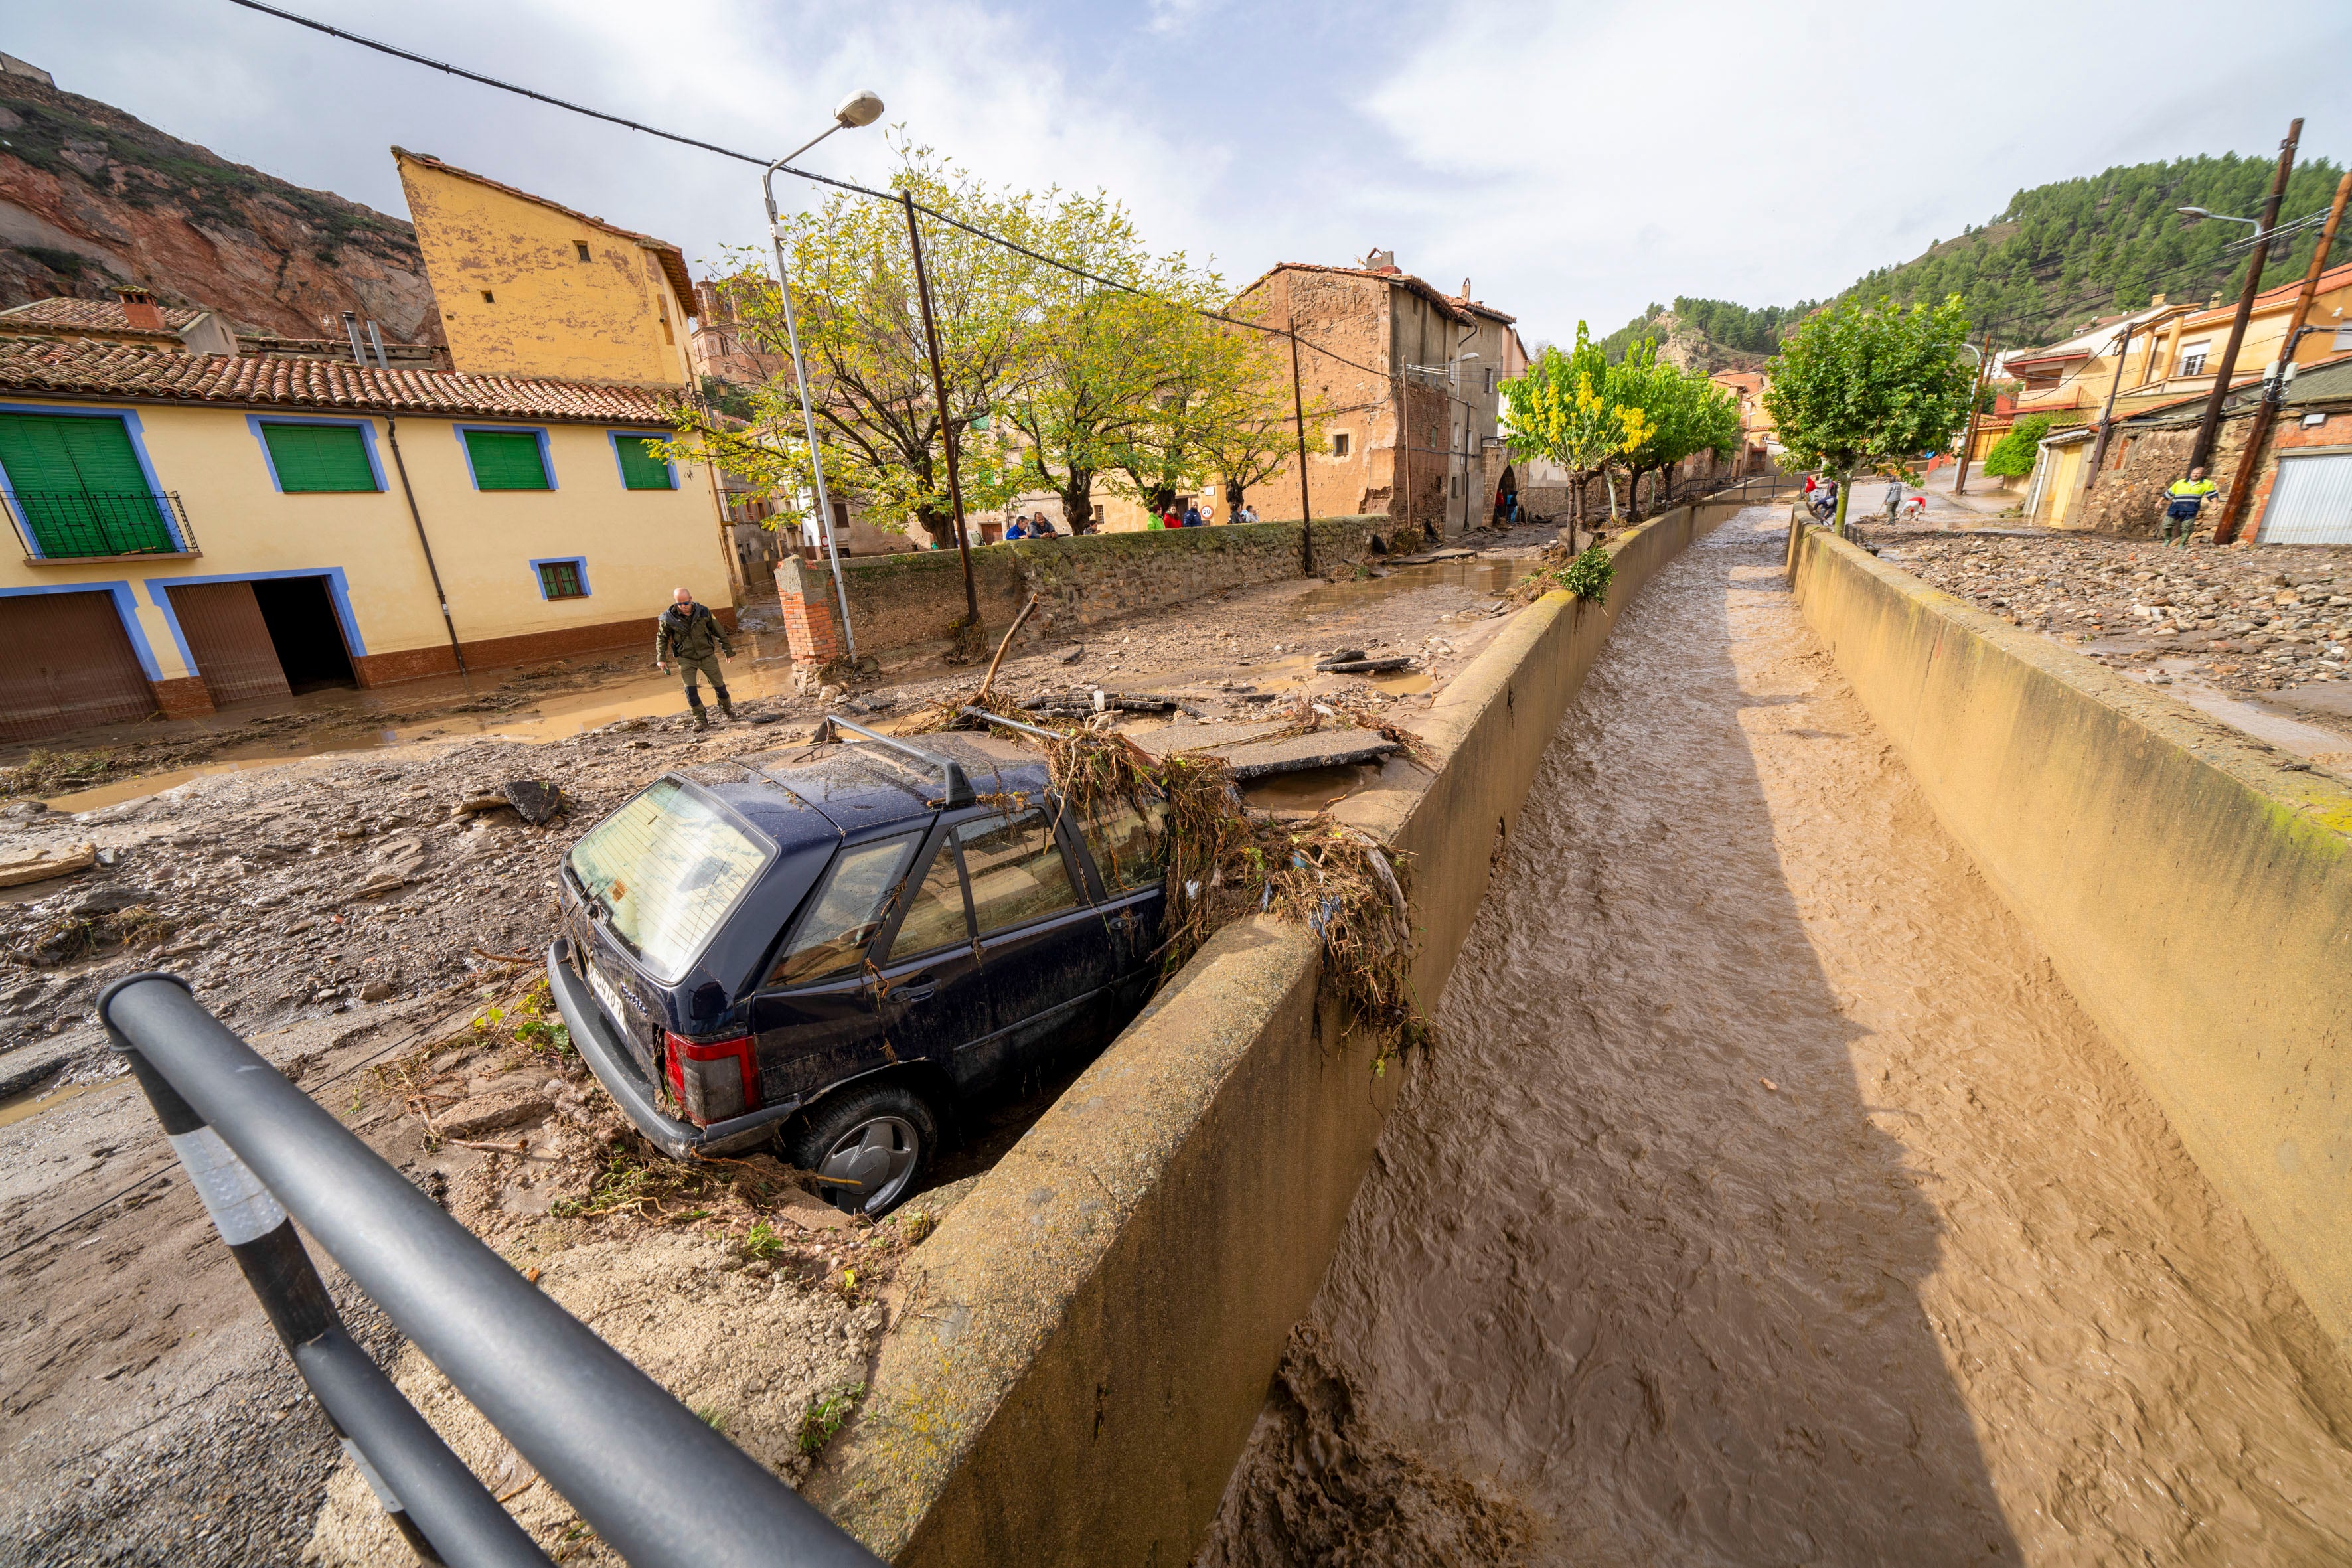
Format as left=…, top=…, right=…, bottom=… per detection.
left=2065, top=354, right=2352, bottom=541
left=1226, top=252, right=1518, bottom=540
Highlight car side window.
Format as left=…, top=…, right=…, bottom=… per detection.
left=767, top=835, right=917, bottom=986
left=1077, top=797, right=1167, bottom=896
left=958, top=810, right=1081, bottom=935
left=886, top=838, right=971, bottom=960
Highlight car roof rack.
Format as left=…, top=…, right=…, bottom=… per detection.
left=812, top=713, right=975, bottom=807
left=958, top=706, right=1061, bottom=742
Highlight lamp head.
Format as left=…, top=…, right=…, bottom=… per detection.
left=2175, top=206, right=2209, bottom=224
left=834, top=90, right=885, bottom=129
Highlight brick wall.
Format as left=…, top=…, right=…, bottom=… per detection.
left=777, top=514, right=1397, bottom=666
left=2233, top=408, right=2352, bottom=541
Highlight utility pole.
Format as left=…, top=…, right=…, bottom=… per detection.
left=1289, top=317, right=1314, bottom=575
left=1954, top=329, right=1994, bottom=494
left=2085, top=319, right=2136, bottom=488
left=2215, top=165, right=2352, bottom=544
left=902, top=192, right=979, bottom=630
left=2190, top=116, right=2301, bottom=473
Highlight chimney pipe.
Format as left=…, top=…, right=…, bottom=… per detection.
left=339, top=310, right=369, bottom=366
left=364, top=319, right=392, bottom=371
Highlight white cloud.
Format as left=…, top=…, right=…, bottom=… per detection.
left=4, top=0, right=2343, bottom=348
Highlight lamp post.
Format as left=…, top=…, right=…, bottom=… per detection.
left=763, top=89, right=884, bottom=663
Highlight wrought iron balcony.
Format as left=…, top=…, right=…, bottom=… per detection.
left=5, top=490, right=200, bottom=562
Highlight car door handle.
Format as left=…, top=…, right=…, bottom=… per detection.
left=896, top=982, right=937, bottom=1003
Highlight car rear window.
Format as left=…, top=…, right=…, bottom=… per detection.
left=567, top=779, right=769, bottom=981
left=769, top=835, right=918, bottom=986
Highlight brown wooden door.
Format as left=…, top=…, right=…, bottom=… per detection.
left=0, top=590, right=158, bottom=742
left=169, top=580, right=290, bottom=706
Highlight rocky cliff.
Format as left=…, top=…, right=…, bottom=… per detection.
left=0, top=63, right=440, bottom=342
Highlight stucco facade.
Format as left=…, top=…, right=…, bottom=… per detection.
left=394, top=149, right=698, bottom=389
left=0, top=357, right=732, bottom=736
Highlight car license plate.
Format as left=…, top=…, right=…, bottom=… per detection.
left=587, top=962, right=627, bottom=1032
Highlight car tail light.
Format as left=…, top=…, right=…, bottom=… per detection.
left=664, top=1030, right=760, bottom=1125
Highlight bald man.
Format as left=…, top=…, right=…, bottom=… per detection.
left=653, top=586, right=736, bottom=728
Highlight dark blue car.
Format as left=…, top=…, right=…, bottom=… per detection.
left=547, top=722, right=1166, bottom=1215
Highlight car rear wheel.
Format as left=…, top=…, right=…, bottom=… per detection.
left=788, top=1083, right=937, bottom=1217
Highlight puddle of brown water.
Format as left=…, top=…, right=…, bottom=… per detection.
left=1240, top=763, right=1373, bottom=816
left=1204, top=507, right=2352, bottom=1566
left=0, top=1076, right=122, bottom=1130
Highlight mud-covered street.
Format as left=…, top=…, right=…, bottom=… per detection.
left=1204, top=505, right=2352, bottom=1565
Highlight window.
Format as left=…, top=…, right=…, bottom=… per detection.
left=1450, top=474, right=1460, bottom=497
left=768, top=836, right=918, bottom=986
left=1331, top=431, right=1352, bottom=459
left=258, top=421, right=376, bottom=493
left=574, top=240, right=591, bottom=262
left=888, top=840, right=971, bottom=959
left=1091, top=503, right=1105, bottom=525
left=1483, top=368, right=1496, bottom=394
left=461, top=428, right=552, bottom=491
left=658, top=298, right=676, bottom=346
left=480, top=289, right=495, bottom=304
left=535, top=558, right=588, bottom=600
left=566, top=779, right=770, bottom=982
left=612, top=432, right=676, bottom=490
left=1079, top=798, right=1166, bottom=896
left=957, top=811, right=1080, bottom=934
left=2177, top=340, right=2210, bottom=377
left=0, top=410, right=174, bottom=556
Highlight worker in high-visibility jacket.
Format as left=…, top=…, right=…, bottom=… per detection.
left=2162, top=467, right=2218, bottom=545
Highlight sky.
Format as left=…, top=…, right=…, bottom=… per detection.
left=8, top=0, right=2348, bottom=347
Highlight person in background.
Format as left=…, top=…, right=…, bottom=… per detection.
left=1006, top=515, right=1030, bottom=540
left=1182, top=502, right=1204, bottom=528
left=653, top=586, right=736, bottom=730
left=1237, top=503, right=1260, bottom=525
left=1147, top=509, right=1167, bottom=530
left=2163, top=466, right=2218, bottom=546
left=1884, top=475, right=1906, bottom=520
left=1030, top=511, right=1056, bottom=538
left=1160, top=504, right=1180, bottom=529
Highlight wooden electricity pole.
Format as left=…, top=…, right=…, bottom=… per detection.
left=1289, top=317, right=1314, bottom=575
left=902, top=191, right=979, bottom=629
left=2190, top=117, right=2301, bottom=473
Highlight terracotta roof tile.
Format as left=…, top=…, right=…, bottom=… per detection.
left=0, top=337, right=678, bottom=423
left=0, top=297, right=202, bottom=335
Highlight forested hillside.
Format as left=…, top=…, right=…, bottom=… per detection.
left=1608, top=151, right=2348, bottom=362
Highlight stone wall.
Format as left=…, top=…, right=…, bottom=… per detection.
left=2075, top=414, right=2255, bottom=538
left=777, top=514, right=1403, bottom=666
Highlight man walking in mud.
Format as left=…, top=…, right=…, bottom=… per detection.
left=654, top=586, right=736, bottom=729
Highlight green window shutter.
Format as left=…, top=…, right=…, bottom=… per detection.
left=0, top=412, right=170, bottom=556
left=463, top=429, right=551, bottom=491
left=538, top=560, right=585, bottom=599
left=261, top=422, right=376, bottom=492
left=615, top=433, right=674, bottom=490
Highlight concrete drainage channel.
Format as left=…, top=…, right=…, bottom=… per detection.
left=799, top=501, right=1748, bottom=1564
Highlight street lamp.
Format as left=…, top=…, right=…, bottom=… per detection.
left=2174, top=205, right=2262, bottom=230
left=763, top=89, right=884, bottom=661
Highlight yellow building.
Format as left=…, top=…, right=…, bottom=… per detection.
left=392, top=147, right=698, bottom=388
left=0, top=337, right=730, bottom=741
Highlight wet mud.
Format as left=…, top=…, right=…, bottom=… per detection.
left=1201, top=507, right=2352, bottom=1565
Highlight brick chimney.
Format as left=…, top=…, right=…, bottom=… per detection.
left=1362, top=248, right=1399, bottom=275
left=116, top=286, right=163, bottom=332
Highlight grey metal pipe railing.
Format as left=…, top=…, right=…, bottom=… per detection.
left=99, top=973, right=882, bottom=1568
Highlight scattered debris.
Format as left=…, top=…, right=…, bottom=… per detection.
left=0, top=842, right=96, bottom=889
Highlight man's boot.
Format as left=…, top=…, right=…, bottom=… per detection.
left=688, top=692, right=709, bottom=730
left=715, top=686, right=736, bottom=722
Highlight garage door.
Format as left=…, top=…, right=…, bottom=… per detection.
left=0, top=590, right=157, bottom=742
left=168, top=580, right=291, bottom=706
left=2258, top=451, right=2352, bottom=545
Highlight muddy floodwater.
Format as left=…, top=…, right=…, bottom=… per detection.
left=1202, top=507, right=2352, bottom=1565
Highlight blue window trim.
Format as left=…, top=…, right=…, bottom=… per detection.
left=0, top=579, right=163, bottom=678
left=453, top=423, right=557, bottom=491
left=244, top=414, right=388, bottom=493
left=141, top=568, right=368, bottom=676
left=0, top=400, right=188, bottom=557
left=529, top=556, right=593, bottom=601
left=607, top=430, right=678, bottom=490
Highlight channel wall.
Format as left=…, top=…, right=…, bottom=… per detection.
left=805, top=499, right=1745, bottom=1563
left=1785, top=519, right=2352, bottom=1352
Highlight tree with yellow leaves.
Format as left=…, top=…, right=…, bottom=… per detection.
left=1499, top=321, right=1652, bottom=525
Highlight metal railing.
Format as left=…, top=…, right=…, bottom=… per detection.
left=98, top=973, right=882, bottom=1568
left=5, top=489, right=199, bottom=560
